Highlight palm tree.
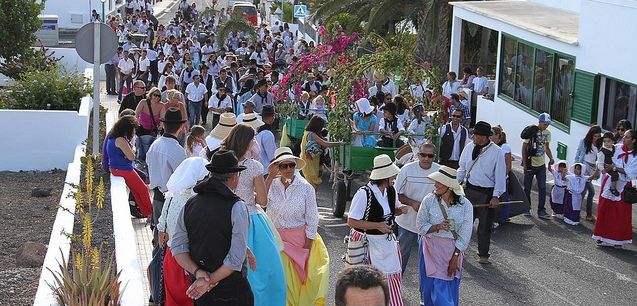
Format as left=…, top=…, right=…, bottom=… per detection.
left=312, top=0, right=459, bottom=74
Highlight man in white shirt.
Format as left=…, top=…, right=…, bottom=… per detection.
left=256, top=105, right=276, bottom=175
left=236, top=101, right=261, bottom=123
left=137, top=49, right=151, bottom=82
left=208, top=84, right=234, bottom=128
left=395, top=143, right=440, bottom=272
left=456, top=121, right=506, bottom=265
left=438, top=109, right=469, bottom=169
left=471, top=67, right=489, bottom=96
left=117, top=50, right=135, bottom=102
left=185, top=72, right=208, bottom=127
left=201, top=39, right=214, bottom=63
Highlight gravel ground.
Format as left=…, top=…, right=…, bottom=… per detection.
left=0, top=170, right=66, bottom=306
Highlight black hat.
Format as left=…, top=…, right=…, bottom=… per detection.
left=161, top=107, right=187, bottom=123
left=473, top=121, right=493, bottom=136
left=205, top=149, right=247, bottom=174
left=261, top=105, right=275, bottom=117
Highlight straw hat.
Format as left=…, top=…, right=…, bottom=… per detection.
left=242, top=113, right=264, bottom=130
left=269, top=147, right=305, bottom=170
left=369, top=154, right=400, bottom=180
left=427, top=166, right=465, bottom=196
left=209, top=113, right=237, bottom=140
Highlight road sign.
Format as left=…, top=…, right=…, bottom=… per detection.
left=293, top=4, right=307, bottom=18
left=75, top=23, right=118, bottom=64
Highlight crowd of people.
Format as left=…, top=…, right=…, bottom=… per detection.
left=98, top=1, right=634, bottom=305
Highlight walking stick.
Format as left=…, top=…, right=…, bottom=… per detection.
left=472, top=201, right=524, bottom=208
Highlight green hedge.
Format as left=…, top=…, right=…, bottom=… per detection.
left=0, top=68, right=92, bottom=111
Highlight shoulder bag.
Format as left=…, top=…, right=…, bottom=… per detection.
left=343, top=186, right=372, bottom=266
left=304, top=132, right=323, bottom=160
left=136, top=100, right=159, bottom=137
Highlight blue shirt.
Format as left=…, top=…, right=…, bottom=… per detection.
left=105, top=137, right=133, bottom=170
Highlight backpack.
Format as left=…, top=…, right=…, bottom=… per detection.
left=520, top=125, right=539, bottom=168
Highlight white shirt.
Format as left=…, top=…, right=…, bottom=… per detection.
left=118, top=58, right=135, bottom=75
left=395, top=162, right=440, bottom=233
left=442, top=80, right=460, bottom=98
left=201, top=45, right=214, bottom=63
left=266, top=174, right=319, bottom=239
left=138, top=57, right=150, bottom=72
left=349, top=183, right=397, bottom=220
left=416, top=193, right=474, bottom=251
left=185, top=82, right=207, bottom=102
left=208, top=94, right=233, bottom=114
left=472, top=76, right=488, bottom=95
left=407, top=117, right=430, bottom=145
left=378, top=117, right=405, bottom=132
left=147, top=136, right=188, bottom=193
left=456, top=141, right=507, bottom=198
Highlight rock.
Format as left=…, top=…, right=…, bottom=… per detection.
left=15, top=242, right=47, bottom=268
left=31, top=187, right=52, bottom=197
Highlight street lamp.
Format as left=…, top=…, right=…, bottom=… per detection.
left=101, top=0, right=106, bottom=23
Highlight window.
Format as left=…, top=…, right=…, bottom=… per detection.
left=602, top=79, right=637, bottom=131
left=498, top=35, right=575, bottom=126
left=459, top=22, right=499, bottom=78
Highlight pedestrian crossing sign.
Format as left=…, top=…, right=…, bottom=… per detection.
left=293, top=4, right=307, bottom=18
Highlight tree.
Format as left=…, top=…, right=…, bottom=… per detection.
left=0, top=0, right=45, bottom=60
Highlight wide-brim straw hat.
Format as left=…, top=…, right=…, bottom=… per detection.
left=209, top=113, right=237, bottom=140
left=242, top=113, right=264, bottom=130
left=427, top=166, right=465, bottom=196
left=369, top=154, right=400, bottom=180
left=269, top=147, right=305, bottom=170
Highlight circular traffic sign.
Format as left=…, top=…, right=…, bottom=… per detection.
left=75, top=22, right=118, bottom=64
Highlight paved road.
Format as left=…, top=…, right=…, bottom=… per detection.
left=315, top=172, right=637, bottom=306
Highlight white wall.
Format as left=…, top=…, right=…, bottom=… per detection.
left=528, top=0, right=582, bottom=12
left=577, top=0, right=637, bottom=83
left=477, top=95, right=590, bottom=163
left=41, top=0, right=121, bottom=29
left=0, top=69, right=93, bottom=171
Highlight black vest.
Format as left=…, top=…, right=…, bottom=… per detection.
left=439, top=124, right=467, bottom=161
left=215, top=76, right=234, bottom=92
left=184, top=178, right=241, bottom=274
left=354, top=185, right=396, bottom=235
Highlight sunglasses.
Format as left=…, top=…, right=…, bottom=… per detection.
left=152, top=93, right=161, bottom=97
left=451, top=114, right=463, bottom=118
left=617, top=128, right=626, bottom=132
left=418, top=153, right=436, bottom=158
left=136, top=86, right=146, bottom=89
left=278, top=162, right=296, bottom=169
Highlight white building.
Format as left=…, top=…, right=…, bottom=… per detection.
left=449, top=0, right=637, bottom=162
left=40, top=0, right=122, bottom=29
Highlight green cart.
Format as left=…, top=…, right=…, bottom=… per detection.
left=329, top=144, right=398, bottom=218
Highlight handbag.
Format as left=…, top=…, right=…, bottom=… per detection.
left=304, top=132, right=323, bottom=160
left=136, top=100, right=159, bottom=137
left=147, top=247, right=165, bottom=304
left=343, top=186, right=372, bottom=266
left=624, top=184, right=637, bottom=204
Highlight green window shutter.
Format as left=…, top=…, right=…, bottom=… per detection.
left=572, top=70, right=600, bottom=124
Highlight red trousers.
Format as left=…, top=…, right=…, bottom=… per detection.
left=110, top=168, right=152, bottom=217
left=163, top=247, right=194, bottom=306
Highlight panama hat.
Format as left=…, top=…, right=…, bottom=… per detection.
left=209, top=113, right=236, bottom=140
left=269, top=147, right=305, bottom=171
left=205, top=149, right=247, bottom=174
left=369, top=154, right=400, bottom=180
left=242, top=113, right=264, bottom=130
left=427, top=166, right=465, bottom=196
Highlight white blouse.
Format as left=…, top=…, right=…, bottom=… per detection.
left=158, top=188, right=196, bottom=248
left=416, top=193, right=474, bottom=251
left=266, top=174, right=319, bottom=239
